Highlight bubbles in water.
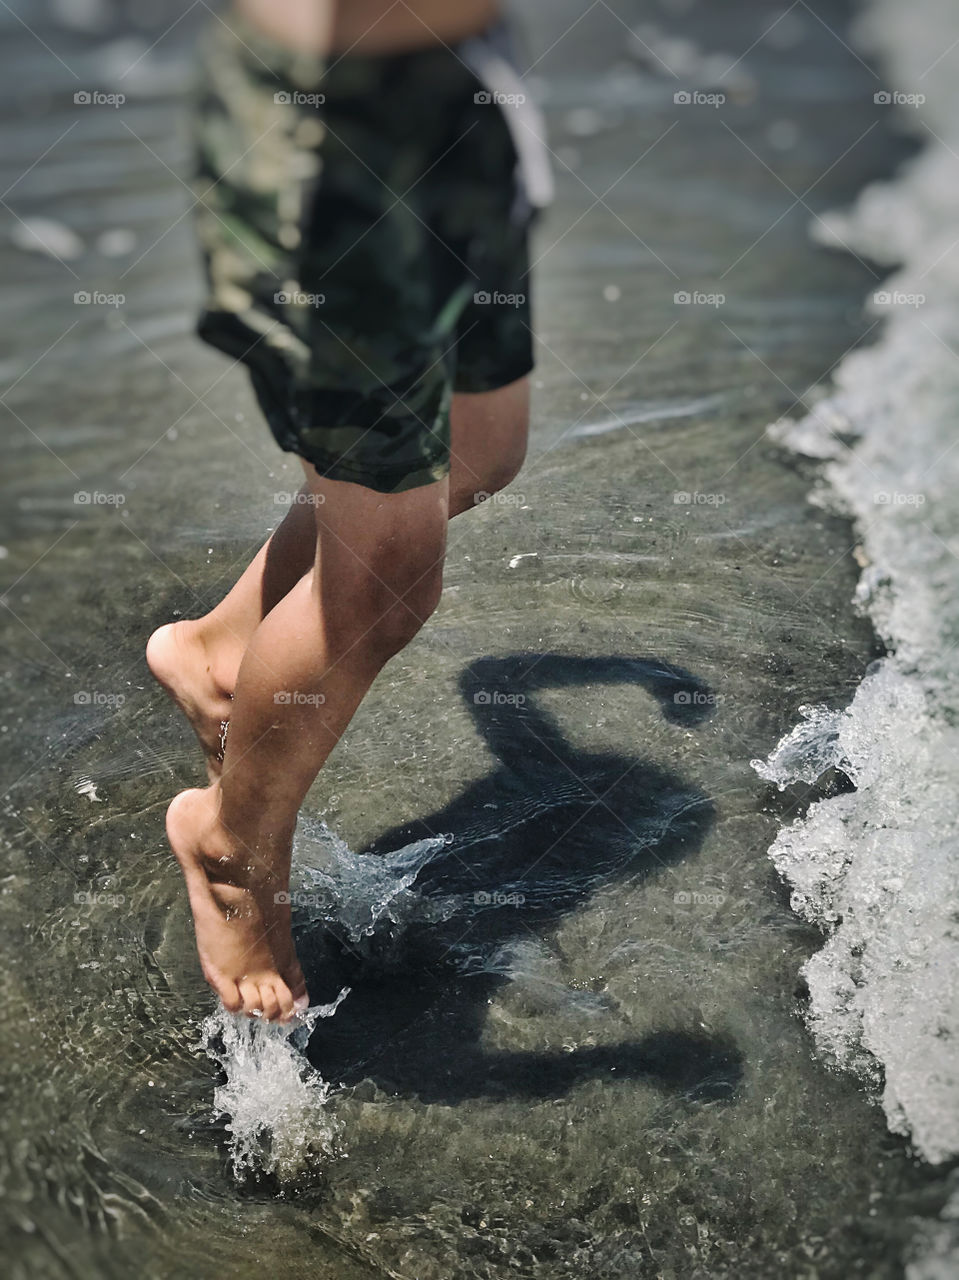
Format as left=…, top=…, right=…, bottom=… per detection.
left=197, top=822, right=455, bottom=1181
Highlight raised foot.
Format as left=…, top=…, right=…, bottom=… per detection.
left=146, top=620, right=235, bottom=780
left=165, top=786, right=309, bottom=1022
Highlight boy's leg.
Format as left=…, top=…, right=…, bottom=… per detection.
left=448, top=376, right=529, bottom=517
left=146, top=483, right=318, bottom=774
left=189, top=376, right=528, bottom=643
left=166, top=468, right=449, bottom=1021
left=147, top=378, right=529, bottom=772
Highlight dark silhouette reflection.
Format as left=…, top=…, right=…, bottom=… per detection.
left=297, top=654, right=742, bottom=1104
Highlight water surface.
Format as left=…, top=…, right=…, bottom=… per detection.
left=0, top=1, right=944, bottom=1276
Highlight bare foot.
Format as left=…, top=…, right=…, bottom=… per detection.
left=147, top=621, right=236, bottom=781
left=166, top=786, right=309, bottom=1021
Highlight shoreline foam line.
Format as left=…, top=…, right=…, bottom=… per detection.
left=754, top=0, right=959, bottom=1173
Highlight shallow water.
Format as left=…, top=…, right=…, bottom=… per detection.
left=1, top=1, right=951, bottom=1276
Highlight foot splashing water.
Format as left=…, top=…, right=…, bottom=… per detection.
left=200, top=821, right=451, bottom=1181
left=201, top=992, right=348, bottom=1183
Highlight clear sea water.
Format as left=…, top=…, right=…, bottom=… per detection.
left=1, top=1, right=955, bottom=1277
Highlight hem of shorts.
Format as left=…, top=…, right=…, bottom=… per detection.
left=290, top=445, right=451, bottom=495
left=452, top=354, right=535, bottom=396
left=195, top=321, right=453, bottom=494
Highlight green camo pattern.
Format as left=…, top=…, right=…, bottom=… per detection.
left=191, top=13, right=535, bottom=492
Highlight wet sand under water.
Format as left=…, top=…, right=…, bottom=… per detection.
left=0, top=1, right=950, bottom=1277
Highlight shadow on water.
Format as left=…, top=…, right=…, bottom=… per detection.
left=299, top=653, right=743, bottom=1106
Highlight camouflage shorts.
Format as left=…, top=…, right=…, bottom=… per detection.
left=191, top=11, right=552, bottom=492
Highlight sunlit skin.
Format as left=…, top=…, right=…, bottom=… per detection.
left=150, top=367, right=530, bottom=1020
left=236, top=0, right=502, bottom=55
left=149, top=0, right=529, bottom=1023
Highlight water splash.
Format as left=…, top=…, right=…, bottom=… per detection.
left=201, top=990, right=349, bottom=1183
left=289, top=817, right=452, bottom=941
left=750, top=703, right=850, bottom=791
left=198, top=822, right=452, bottom=1181
left=456, top=938, right=613, bottom=1016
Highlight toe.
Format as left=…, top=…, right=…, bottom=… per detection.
left=281, top=955, right=309, bottom=1008
left=238, top=979, right=264, bottom=1018
left=270, top=978, right=296, bottom=1024
left=218, top=980, right=244, bottom=1014
left=257, top=982, right=282, bottom=1023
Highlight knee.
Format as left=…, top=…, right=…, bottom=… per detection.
left=340, top=548, right=445, bottom=663
left=476, top=431, right=528, bottom=502
left=458, top=397, right=530, bottom=512
left=491, top=392, right=530, bottom=492
left=367, top=562, right=444, bottom=660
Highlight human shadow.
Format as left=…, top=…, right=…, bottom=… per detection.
left=298, top=653, right=742, bottom=1104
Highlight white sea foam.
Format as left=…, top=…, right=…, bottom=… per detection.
left=754, top=0, right=959, bottom=1177
left=906, top=1186, right=959, bottom=1280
